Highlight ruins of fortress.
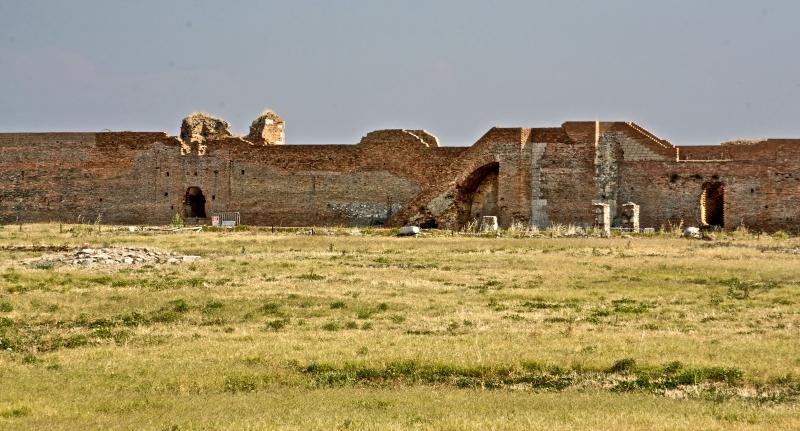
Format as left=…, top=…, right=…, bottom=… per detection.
left=1, top=110, right=798, bottom=232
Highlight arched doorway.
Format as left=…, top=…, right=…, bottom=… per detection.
left=456, top=162, right=500, bottom=227
left=700, top=182, right=724, bottom=227
left=184, top=187, right=207, bottom=218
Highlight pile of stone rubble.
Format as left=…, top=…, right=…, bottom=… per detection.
left=27, top=247, right=200, bottom=267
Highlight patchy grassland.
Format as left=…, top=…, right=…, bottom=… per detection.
left=0, top=224, right=799, bottom=430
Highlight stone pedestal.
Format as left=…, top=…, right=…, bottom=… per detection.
left=593, top=203, right=611, bottom=237
left=481, top=216, right=499, bottom=232
left=621, top=202, right=640, bottom=232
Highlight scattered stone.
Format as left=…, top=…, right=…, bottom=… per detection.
left=683, top=227, right=701, bottom=239
left=26, top=247, right=201, bottom=267
left=398, top=226, right=420, bottom=236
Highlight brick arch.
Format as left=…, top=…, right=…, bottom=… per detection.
left=455, top=161, right=500, bottom=227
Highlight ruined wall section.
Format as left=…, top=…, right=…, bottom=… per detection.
left=590, top=122, right=678, bottom=226
left=618, top=139, right=800, bottom=232
left=594, top=132, right=621, bottom=222
left=528, top=139, right=548, bottom=229
left=532, top=122, right=598, bottom=227
left=193, top=138, right=462, bottom=226
left=0, top=131, right=464, bottom=226
left=399, top=121, right=681, bottom=231
left=0, top=132, right=182, bottom=224
left=2, top=122, right=798, bottom=232
left=387, top=127, right=532, bottom=228
left=246, top=111, right=285, bottom=145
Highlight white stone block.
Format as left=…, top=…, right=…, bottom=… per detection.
left=398, top=226, right=420, bottom=236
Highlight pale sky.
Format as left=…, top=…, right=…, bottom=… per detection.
left=1, top=0, right=799, bottom=146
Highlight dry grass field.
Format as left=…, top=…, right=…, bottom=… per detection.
left=1, top=224, right=799, bottom=430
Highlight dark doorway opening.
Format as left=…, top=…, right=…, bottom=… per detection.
left=185, top=187, right=207, bottom=218
left=701, top=182, right=724, bottom=227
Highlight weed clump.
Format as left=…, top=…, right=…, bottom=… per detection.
left=170, top=299, right=190, bottom=313
left=722, top=278, right=777, bottom=300
left=202, top=300, right=224, bottom=314
left=611, top=299, right=651, bottom=314
left=300, top=360, right=574, bottom=390
left=298, top=358, right=753, bottom=400
left=260, top=302, right=282, bottom=315
left=298, top=271, right=325, bottom=281
left=223, top=375, right=260, bottom=393
left=355, top=309, right=374, bottom=319
left=608, top=358, right=637, bottom=374
left=266, top=318, right=289, bottom=331
left=322, top=321, right=340, bottom=331
left=0, top=405, right=31, bottom=418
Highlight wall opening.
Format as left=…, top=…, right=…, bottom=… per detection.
left=700, top=182, right=724, bottom=227
left=184, top=187, right=207, bottom=218
left=456, top=162, right=500, bottom=227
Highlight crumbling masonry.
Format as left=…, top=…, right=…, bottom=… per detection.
left=1, top=111, right=799, bottom=232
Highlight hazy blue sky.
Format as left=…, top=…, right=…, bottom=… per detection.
left=1, top=1, right=799, bottom=145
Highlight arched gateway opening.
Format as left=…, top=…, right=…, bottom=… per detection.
left=700, top=182, right=724, bottom=227
left=184, top=187, right=207, bottom=218
left=456, top=162, right=500, bottom=227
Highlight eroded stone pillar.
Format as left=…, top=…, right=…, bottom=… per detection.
left=593, top=203, right=611, bottom=237
left=481, top=216, right=499, bottom=232
left=621, top=202, right=640, bottom=232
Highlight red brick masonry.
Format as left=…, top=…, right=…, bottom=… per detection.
left=1, top=120, right=797, bottom=232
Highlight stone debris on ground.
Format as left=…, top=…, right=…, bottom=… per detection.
left=683, top=227, right=701, bottom=239
left=397, top=226, right=420, bottom=236
left=27, top=247, right=201, bottom=267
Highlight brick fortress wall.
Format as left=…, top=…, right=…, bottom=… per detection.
left=1, top=112, right=798, bottom=232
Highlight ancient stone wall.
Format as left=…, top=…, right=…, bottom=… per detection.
left=0, top=130, right=465, bottom=226
left=534, top=122, right=597, bottom=227
left=1, top=114, right=798, bottom=232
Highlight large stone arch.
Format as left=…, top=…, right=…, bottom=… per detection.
left=456, top=161, right=500, bottom=227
